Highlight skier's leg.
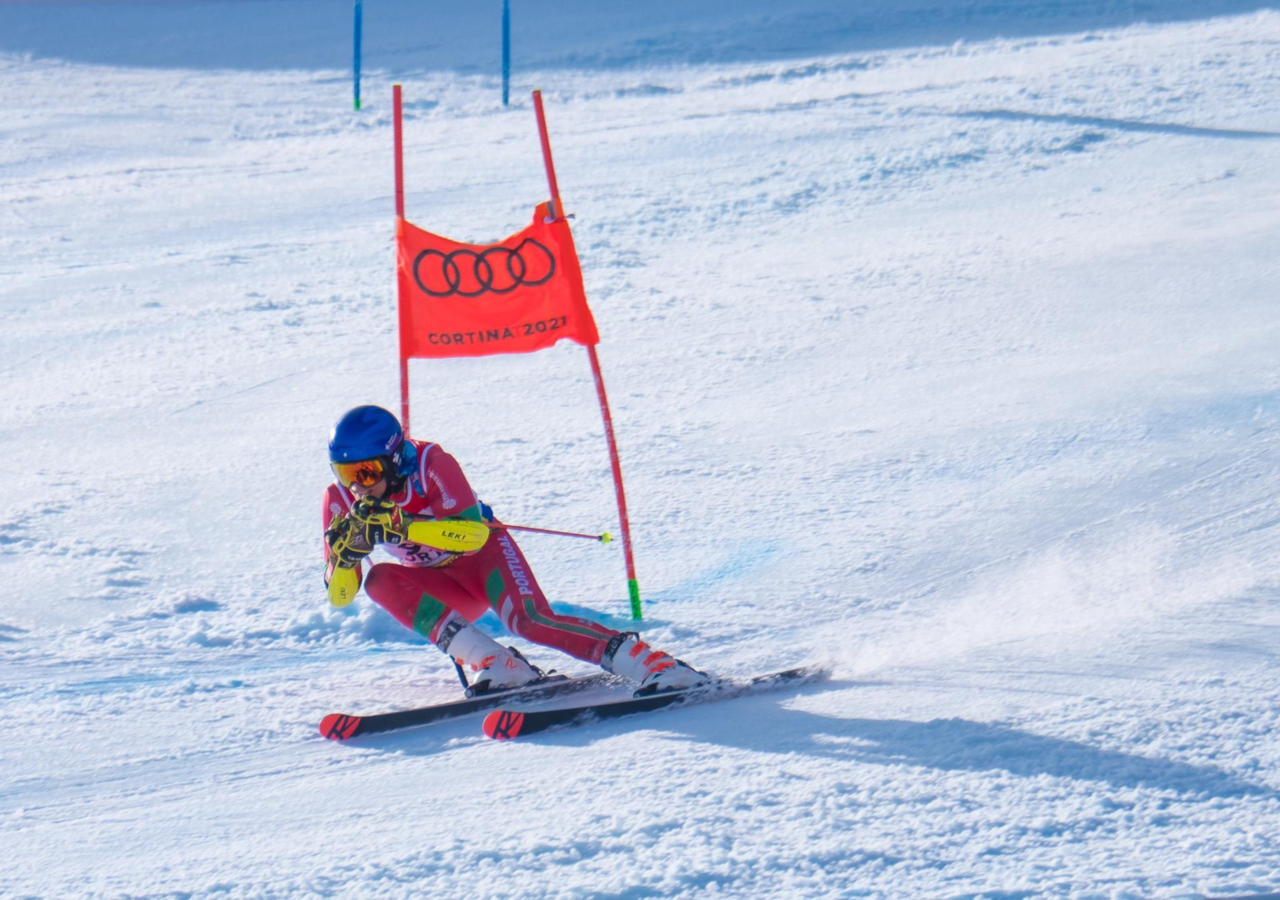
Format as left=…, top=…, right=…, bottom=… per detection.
left=362, top=562, right=486, bottom=632
left=362, top=562, right=540, bottom=692
left=468, top=531, right=708, bottom=692
left=467, top=530, right=616, bottom=664
left=599, top=632, right=709, bottom=694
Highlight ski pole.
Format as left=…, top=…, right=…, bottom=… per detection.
left=492, top=523, right=612, bottom=544
left=405, top=518, right=611, bottom=550
left=453, top=660, right=470, bottom=690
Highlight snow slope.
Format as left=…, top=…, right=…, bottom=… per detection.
left=2, top=2, right=1280, bottom=897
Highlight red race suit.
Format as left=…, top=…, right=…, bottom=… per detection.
left=322, top=440, right=618, bottom=663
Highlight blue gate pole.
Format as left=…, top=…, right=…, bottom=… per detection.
left=502, top=0, right=510, bottom=106
left=353, top=0, right=363, bottom=110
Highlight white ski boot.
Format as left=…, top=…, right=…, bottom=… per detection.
left=434, top=612, right=543, bottom=696
left=468, top=645, right=542, bottom=696
left=602, top=633, right=710, bottom=696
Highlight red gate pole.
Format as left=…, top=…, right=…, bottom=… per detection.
left=393, top=84, right=405, bottom=218
left=393, top=84, right=411, bottom=437
left=586, top=343, right=643, bottom=620
left=532, top=90, right=563, bottom=221
left=532, top=90, right=643, bottom=620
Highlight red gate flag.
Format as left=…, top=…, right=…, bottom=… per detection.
left=397, top=202, right=600, bottom=360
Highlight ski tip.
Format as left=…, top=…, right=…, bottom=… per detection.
left=320, top=713, right=362, bottom=741
left=482, top=709, right=526, bottom=741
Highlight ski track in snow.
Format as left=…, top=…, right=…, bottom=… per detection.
left=3, top=2, right=1280, bottom=897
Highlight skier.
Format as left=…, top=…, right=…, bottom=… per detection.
left=322, top=405, right=709, bottom=696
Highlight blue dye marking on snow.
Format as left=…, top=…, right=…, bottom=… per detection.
left=1202, top=390, right=1280, bottom=424
left=53, top=671, right=249, bottom=696
left=549, top=600, right=644, bottom=631
left=471, top=608, right=506, bottom=638
left=1146, top=390, right=1280, bottom=440
left=649, top=541, right=787, bottom=604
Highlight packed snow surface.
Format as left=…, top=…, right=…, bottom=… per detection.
left=2, top=1, right=1280, bottom=897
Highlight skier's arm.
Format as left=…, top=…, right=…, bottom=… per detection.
left=420, top=445, right=487, bottom=522
left=322, top=484, right=353, bottom=552
left=322, top=484, right=368, bottom=590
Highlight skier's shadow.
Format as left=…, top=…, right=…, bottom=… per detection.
left=531, top=680, right=1277, bottom=800
left=340, top=682, right=1277, bottom=801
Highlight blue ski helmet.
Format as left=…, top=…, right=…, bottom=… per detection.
left=329, top=405, right=404, bottom=464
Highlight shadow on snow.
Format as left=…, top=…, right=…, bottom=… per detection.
left=338, top=680, right=1275, bottom=801
left=670, top=691, right=1277, bottom=800
left=952, top=109, right=1280, bottom=141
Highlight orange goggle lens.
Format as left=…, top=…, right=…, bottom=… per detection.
left=332, top=458, right=387, bottom=488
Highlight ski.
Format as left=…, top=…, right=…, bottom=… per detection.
left=482, top=666, right=828, bottom=741
left=319, top=672, right=615, bottom=740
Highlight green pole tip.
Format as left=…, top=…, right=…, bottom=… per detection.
left=600, top=532, right=613, bottom=545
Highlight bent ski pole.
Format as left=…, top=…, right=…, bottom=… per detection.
left=494, top=523, right=612, bottom=544
left=405, top=518, right=612, bottom=550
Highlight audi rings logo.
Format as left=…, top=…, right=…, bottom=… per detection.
left=413, top=240, right=556, bottom=298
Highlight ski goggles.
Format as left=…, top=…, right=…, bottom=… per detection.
left=331, top=457, right=388, bottom=489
